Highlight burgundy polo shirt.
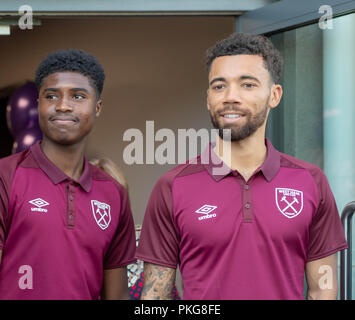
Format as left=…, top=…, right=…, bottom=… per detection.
left=0, top=142, right=136, bottom=300
left=136, top=139, right=348, bottom=300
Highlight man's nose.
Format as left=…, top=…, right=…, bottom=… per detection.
left=224, top=84, right=242, bottom=104
left=55, top=96, right=73, bottom=112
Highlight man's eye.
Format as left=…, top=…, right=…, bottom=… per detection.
left=46, top=94, right=57, bottom=100
left=73, top=94, right=85, bottom=100
left=212, top=84, right=225, bottom=90
left=242, top=83, right=256, bottom=89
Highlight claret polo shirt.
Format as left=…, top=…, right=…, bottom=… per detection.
left=0, top=142, right=136, bottom=300
left=136, top=138, right=348, bottom=300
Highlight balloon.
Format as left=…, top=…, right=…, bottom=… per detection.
left=27, top=107, right=39, bottom=129
left=6, top=82, right=39, bottom=138
left=12, top=127, right=42, bottom=154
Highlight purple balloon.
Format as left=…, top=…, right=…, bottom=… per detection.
left=7, top=82, right=39, bottom=138
left=27, top=107, right=40, bottom=129
left=12, top=127, right=42, bottom=154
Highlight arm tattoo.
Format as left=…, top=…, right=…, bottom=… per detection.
left=141, top=263, right=176, bottom=300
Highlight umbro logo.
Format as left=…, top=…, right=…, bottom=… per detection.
left=29, top=198, right=49, bottom=212
left=195, top=205, right=217, bottom=221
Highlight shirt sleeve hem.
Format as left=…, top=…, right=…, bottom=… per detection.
left=103, top=258, right=137, bottom=270
left=307, top=243, right=348, bottom=262
left=135, top=255, right=177, bottom=269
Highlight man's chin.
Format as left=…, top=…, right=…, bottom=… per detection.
left=43, top=134, right=83, bottom=146
left=216, top=127, right=253, bottom=142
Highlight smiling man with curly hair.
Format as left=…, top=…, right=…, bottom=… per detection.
left=0, top=49, right=136, bottom=300
left=137, top=33, right=348, bottom=300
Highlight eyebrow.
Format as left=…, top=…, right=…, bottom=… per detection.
left=42, top=87, right=89, bottom=93
left=42, top=88, right=59, bottom=93
left=209, top=75, right=261, bottom=86
left=239, top=75, right=261, bottom=84
left=209, top=77, right=226, bottom=86
left=71, top=88, right=89, bottom=93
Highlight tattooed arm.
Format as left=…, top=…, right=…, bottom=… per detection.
left=141, top=263, right=176, bottom=300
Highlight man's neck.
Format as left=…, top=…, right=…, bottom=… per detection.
left=40, top=139, right=86, bottom=182
left=214, top=130, right=267, bottom=182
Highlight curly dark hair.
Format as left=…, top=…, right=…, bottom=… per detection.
left=206, top=33, right=283, bottom=84
left=35, top=49, right=105, bottom=97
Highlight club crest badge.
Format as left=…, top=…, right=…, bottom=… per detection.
left=275, top=188, right=303, bottom=219
left=91, top=200, right=111, bottom=230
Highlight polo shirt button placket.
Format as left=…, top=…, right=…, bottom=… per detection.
left=242, top=182, right=253, bottom=222
left=67, top=181, right=76, bottom=228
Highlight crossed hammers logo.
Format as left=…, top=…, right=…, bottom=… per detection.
left=96, top=207, right=109, bottom=227
left=91, top=200, right=111, bottom=230
left=275, top=188, right=303, bottom=219
left=280, top=195, right=299, bottom=214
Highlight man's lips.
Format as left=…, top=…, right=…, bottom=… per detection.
left=218, top=111, right=246, bottom=123
left=49, top=116, right=78, bottom=125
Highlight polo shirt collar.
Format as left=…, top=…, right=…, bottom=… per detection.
left=203, top=138, right=280, bottom=182
left=30, top=141, right=92, bottom=192
left=261, top=138, right=281, bottom=182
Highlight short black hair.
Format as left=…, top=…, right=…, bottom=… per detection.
left=35, top=49, right=105, bottom=97
left=206, top=33, right=283, bottom=84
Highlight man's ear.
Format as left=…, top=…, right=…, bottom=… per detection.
left=95, top=99, right=103, bottom=117
left=269, top=84, right=283, bottom=109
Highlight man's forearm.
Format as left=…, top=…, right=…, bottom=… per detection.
left=141, top=263, right=176, bottom=300
left=305, top=255, right=339, bottom=300
left=307, top=286, right=338, bottom=300
left=101, top=267, right=130, bottom=300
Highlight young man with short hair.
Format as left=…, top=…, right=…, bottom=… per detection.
left=0, top=49, right=136, bottom=299
left=136, top=33, right=348, bottom=300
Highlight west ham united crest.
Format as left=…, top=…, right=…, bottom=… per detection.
left=275, top=188, right=303, bottom=219
left=91, top=200, right=111, bottom=230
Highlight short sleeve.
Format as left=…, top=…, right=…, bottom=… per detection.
left=307, top=171, right=348, bottom=261
left=136, top=175, right=180, bottom=269
left=0, top=177, right=9, bottom=250
left=0, top=155, right=18, bottom=250
left=103, top=185, right=137, bottom=269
